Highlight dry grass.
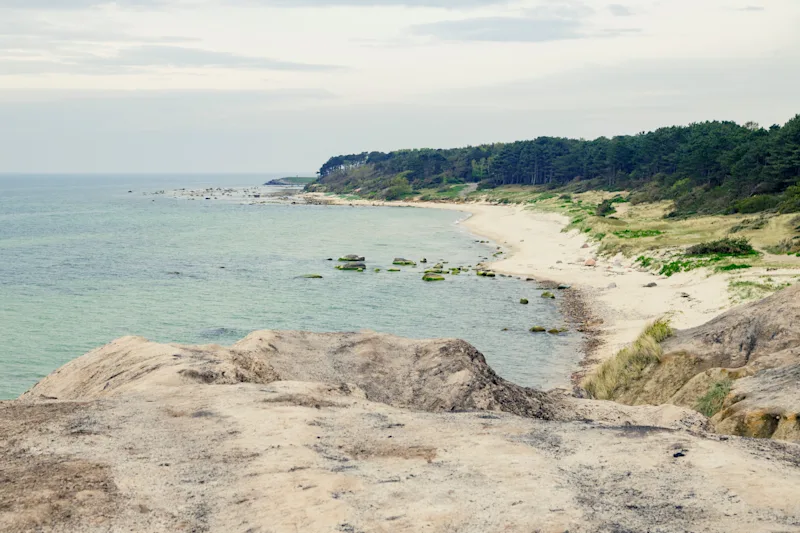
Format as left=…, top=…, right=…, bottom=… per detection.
left=582, top=318, right=673, bottom=400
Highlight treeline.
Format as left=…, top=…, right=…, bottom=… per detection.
left=311, top=115, right=800, bottom=215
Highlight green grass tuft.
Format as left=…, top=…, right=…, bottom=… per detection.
left=694, top=379, right=733, bottom=417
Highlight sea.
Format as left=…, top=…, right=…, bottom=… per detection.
left=0, top=174, right=582, bottom=399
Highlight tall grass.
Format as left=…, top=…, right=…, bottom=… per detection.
left=582, top=318, right=673, bottom=400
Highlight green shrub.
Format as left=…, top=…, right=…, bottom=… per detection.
left=613, top=229, right=663, bottom=239
left=686, top=238, right=757, bottom=256
left=596, top=199, right=617, bottom=217
left=731, top=195, right=780, bottom=214
left=715, top=263, right=752, bottom=272
left=694, top=379, right=733, bottom=417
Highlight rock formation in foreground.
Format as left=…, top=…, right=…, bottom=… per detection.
left=2, top=331, right=799, bottom=532
left=586, top=284, right=800, bottom=441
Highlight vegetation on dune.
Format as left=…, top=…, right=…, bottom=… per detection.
left=613, top=229, right=663, bottom=239
left=583, top=318, right=673, bottom=400
left=309, top=115, right=800, bottom=216
left=695, top=379, right=734, bottom=418
left=685, top=238, right=757, bottom=257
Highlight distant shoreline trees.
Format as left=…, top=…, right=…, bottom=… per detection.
left=312, top=115, right=800, bottom=216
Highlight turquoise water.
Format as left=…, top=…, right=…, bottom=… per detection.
left=0, top=174, right=581, bottom=398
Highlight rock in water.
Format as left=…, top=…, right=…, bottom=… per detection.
left=393, top=258, right=417, bottom=266
left=338, top=254, right=365, bottom=262
left=336, top=262, right=367, bottom=271
left=422, top=273, right=446, bottom=282
left=300, top=274, right=323, bottom=279
left=541, top=291, right=556, bottom=299
left=520, top=299, right=529, bottom=305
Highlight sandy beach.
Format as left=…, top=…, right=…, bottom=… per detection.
left=303, top=194, right=792, bottom=367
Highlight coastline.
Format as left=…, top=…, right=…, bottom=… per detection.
left=303, top=194, right=738, bottom=376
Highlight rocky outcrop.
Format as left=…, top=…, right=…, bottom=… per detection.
left=4, top=331, right=800, bottom=532
left=589, top=284, right=800, bottom=441
left=23, top=331, right=555, bottom=419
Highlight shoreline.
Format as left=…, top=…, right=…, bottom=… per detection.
left=302, top=193, right=741, bottom=376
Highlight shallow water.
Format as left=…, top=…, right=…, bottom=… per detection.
left=0, top=174, right=582, bottom=398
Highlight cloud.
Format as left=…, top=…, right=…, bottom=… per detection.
left=88, top=45, right=343, bottom=71
left=0, top=0, right=167, bottom=8
left=412, top=15, right=637, bottom=42
left=412, top=17, right=583, bottom=42
left=0, top=45, right=343, bottom=74
left=0, top=0, right=507, bottom=8
left=608, top=4, right=632, bottom=16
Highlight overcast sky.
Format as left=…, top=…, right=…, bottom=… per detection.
left=0, top=0, right=798, bottom=173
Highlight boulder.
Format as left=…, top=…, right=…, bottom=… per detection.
left=530, top=326, right=547, bottom=333
left=584, top=259, right=597, bottom=267
left=336, top=262, right=367, bottom=271
left=557, top=284, right=571, bottom=290
left=645, top=282, right=658, bottom=288
left=339, top=255, right=365, bottom=262
left=520, top=299, right=529, bottom=305
left=422, top=273, right=446, bottom=282
left=393, top=258, right=417, bottom=266
left=541, top=291, right=556, bottom=299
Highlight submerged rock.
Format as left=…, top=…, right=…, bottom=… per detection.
left=530, top=326, right=547, bottom=333
left=299, top=274, right=323, bottom=279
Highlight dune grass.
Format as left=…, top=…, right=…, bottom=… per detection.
left=582, top=318, right=673, bottom=400
left=694, top=379, right=733, bottom=417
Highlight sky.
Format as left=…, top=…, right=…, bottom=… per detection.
left=0, top=0, right=798, bottom=173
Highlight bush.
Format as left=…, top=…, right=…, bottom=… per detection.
left=731, top=195, right=780, bottom=214
left=686, top=238, right=756, bottom=256
left=596, top=199, right=617, bottom=217
left=778, top=186, right=800, bottom=214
